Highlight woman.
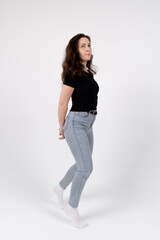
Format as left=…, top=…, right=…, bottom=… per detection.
left=53, top=33, right=99, bottom=229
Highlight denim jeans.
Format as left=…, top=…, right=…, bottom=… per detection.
left=59, top=111, right=97, bottom=208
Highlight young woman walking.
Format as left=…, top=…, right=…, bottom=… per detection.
left=53, top=33, right=99, bottom=229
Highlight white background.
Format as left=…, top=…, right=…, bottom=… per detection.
left=0, top=0, right=160, bottom=239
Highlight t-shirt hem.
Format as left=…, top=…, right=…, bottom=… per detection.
left=70, top=108, right=97, bottom=112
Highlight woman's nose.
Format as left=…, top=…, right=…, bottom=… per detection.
left=86, top=48, right=90, bottom=53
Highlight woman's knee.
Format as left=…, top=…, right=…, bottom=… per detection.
left=79, top=165, right=93, bottom=179
left=87, top=165, right=93, bottom=177
left=73, top=163, right=77, bottom=170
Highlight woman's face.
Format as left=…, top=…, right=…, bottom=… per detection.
left=78, top=37, right=92, bottom=63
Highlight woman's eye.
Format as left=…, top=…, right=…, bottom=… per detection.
left=81, top=45, right=91, bottom=48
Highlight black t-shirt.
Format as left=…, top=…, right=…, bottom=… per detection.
left=63, top=70, right=99, bottom=112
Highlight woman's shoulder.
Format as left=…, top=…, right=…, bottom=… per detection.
left=63, top=70, right=78, bottom=88
left=66, top=70, right=76, bottom=78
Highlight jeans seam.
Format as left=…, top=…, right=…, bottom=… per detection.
left=71, top=113, right=86, bottom=207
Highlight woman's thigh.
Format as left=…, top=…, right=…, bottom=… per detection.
left=64, top=116, right=93, bottom=172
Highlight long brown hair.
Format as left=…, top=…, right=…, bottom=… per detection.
left=61, top=33, right=97, bottom=83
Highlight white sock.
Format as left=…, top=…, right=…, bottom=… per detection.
left=53, top=184, right=66, bottom=209
left=64, top=203, right=89, bottom=229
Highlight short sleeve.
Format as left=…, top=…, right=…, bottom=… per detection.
left=63, top=71, right=76, bottom=88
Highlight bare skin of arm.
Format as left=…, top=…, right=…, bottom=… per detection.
left=58, top=85, right=74, bottom=140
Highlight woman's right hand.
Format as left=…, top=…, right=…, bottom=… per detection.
left=59, top=127, right=65, bottom=140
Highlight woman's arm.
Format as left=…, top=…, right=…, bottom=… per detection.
left=58, top=85, right=74, bottom=139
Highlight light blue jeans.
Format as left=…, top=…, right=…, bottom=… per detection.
left=59, top=111, right=97, bottom=208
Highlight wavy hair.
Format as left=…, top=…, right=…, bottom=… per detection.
left=61, top=33, right=97, bottom=83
